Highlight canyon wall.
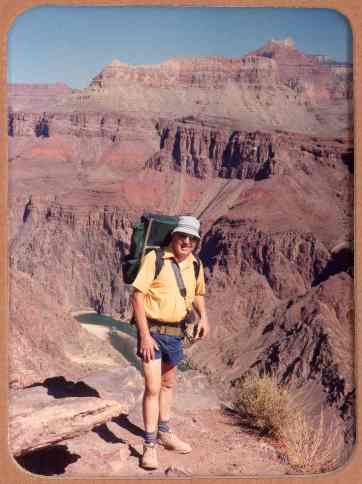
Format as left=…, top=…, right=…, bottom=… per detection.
left=148, top=120, right=353, bottom=180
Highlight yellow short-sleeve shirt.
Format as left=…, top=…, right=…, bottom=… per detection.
left=132, top=247, right=205, bottom=323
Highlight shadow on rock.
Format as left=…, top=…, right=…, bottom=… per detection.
left=129, top=444, right=142, bottom=459
left=93, top=423, right=127, bottom=444
left=222, top=404, right=272, bottom=437
left=112, top=414, right=144, bottom=438
left=313, top=248, right=353, bottom=286
left=29, top=376, right=100, bottom=399
left=16, top=445, right=80, bottom=476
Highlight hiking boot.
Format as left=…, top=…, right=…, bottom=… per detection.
left=141, top=442, right=158, bottom=470
left=158, top=431, right=192, bottom=454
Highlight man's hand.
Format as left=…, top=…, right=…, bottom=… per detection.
left=139, top=333, right=159, bottom=362
left=193, top=295, right=209, bottom=340
left=132, top=289, right=159, bottom=362
left=195, top=316, right=209, bottom=340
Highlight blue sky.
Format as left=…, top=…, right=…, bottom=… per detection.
left=7, top=6, right=352, bottom=89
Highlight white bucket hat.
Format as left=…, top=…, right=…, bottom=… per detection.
left=172, top=216, right=201, bottom=239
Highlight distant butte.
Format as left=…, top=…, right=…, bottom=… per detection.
left=8, top=39, right=353, bottom=138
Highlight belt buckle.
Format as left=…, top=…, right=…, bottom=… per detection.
left=157, top=324, right=181, bottom=336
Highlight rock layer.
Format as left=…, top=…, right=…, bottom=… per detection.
left=148, top=120, right=353, bottom=180
left=9, top=40, right=353, bottom=138
left=9, top=389, right=126, bottom=457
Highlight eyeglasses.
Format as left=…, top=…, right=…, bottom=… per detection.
left=176, top=233, right=199, bottom=243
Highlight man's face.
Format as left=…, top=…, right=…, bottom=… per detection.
left=171, top=232, right=198, bottom=260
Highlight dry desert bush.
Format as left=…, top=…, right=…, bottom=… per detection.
left=235, top=373, right=291, bottom=437
left=235, top=374, right=345, bottom=473
left=281, top=410, right=345, bottom=473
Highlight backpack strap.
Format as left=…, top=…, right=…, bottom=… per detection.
left=170, top=259, right=187, bottom=299
left=193, top=255, right=201, bottom=281
left=154, top=248, right=165, bottom=280
left=154, top=248, right=201, bottom=285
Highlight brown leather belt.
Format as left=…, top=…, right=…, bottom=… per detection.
left=147, top=318, right=184, bottom=337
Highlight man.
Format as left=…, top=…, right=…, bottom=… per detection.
left=131, top=215, right=209, bottom=470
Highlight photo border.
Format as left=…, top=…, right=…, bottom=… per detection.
left=0, top=0, right=359, bottom=483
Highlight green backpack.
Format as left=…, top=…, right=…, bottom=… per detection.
left=122, top=213, right=200, bottom=285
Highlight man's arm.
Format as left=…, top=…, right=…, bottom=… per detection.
left=131, top=289, right=158, bottom=362
left=193, top=295, right=209, bottom=339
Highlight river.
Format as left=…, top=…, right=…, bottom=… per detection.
left=75, top=313, right=190, bottom=372
left=75, top=313, right=141, bottom=370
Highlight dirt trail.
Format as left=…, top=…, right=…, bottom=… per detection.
left=197, top=178, right=254, bottom=221
left=58, top=367, right=290, bottom=478
left=63, top=406, right=289, bottom=477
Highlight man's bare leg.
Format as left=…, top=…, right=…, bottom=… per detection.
left=158, top=362, right=192, bottom=453
left=142, top=358, right=162, bottom=432
left=159, top=362, right=177, bottom=422
left=140, top=359, right=162, bottom=469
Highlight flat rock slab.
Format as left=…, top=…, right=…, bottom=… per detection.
left=9, top=386, right=126, bottom=457
left=9, top=385, right=59, bottom=419
left=82, top=366, right=143, bottom=409
left=175, top=370, right=220, bottom=411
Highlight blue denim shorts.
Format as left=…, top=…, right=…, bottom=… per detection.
left=137, top=332, right=184, bottom=366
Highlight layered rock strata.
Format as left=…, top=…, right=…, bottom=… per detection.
left=8, top=110, right=155, bottom=142
left=8, top=40, right=353, bottom=138
left=147, top=120, right=353, bottom=180
left=9, top=204, right=133, bottom=317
